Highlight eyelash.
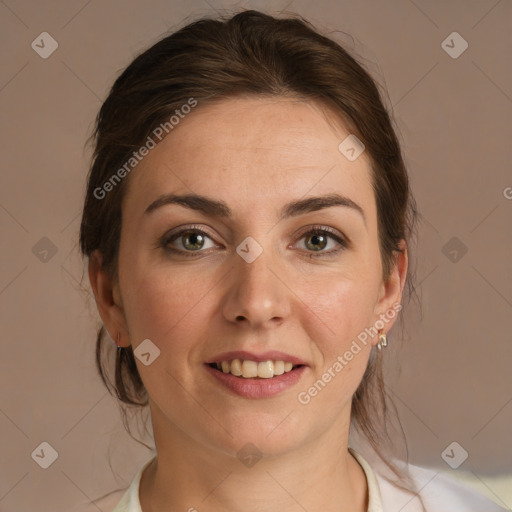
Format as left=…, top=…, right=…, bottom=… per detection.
left=158, top=224, right=348, bottom=259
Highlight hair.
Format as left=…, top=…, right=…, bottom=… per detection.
left=79, top=8, right=423, bottom=507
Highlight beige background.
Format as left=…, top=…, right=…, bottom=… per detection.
left=1, top=0, right=511, bottom=511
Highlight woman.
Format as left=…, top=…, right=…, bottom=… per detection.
left=79, top=9, right=506, bottom=512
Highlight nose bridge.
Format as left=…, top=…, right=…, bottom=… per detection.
left=223, top=235, right=289, bottom=326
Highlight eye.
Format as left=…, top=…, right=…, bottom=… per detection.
left=294, top=226, right=347, bottom=257
left=160, top=225, right=217, bottom=256
left=158, top=224, right=348, bottom=258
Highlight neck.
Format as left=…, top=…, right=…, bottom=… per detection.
left=139, top=405, right=368, bottom=512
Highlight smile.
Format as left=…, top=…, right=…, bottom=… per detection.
left=205, top=361, right=307, bottom=399
left=208, top=359, right=300, bottom=379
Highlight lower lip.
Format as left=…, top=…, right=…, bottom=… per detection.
left=204, top=364, right=307, bottom=399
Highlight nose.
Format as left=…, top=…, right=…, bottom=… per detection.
left=221, top=244, right=290, bottom=329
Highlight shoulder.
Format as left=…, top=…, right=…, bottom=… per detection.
left=97, top=489, right=129, bottom=511
left=71, top=488, right=128, bottom=512
left=72, top=455, right=155, bottom=512
left=376, top=463, right=508, bottom=512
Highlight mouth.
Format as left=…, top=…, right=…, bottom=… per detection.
left=205, top=359, right=307, bottom=398
left=207, top=359, right=305, bottom=379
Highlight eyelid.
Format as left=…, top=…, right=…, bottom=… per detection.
left=292, top=224, right=347, bottom=244
left=291, top=224, right=348, bottom=255
left=158, top=224, right=218, bottom=249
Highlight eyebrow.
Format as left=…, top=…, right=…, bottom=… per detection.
left=144, top=192, right=366, bottom=225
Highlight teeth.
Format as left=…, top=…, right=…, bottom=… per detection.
left=230, top=359, right=243, bottom=376
left=242, top=360, right=258, bottom=378
left=273, top=360, right=285, bottom=375
left=212, top=359, right=298, bottom=378
left=258, top=361, right=274, bottom=379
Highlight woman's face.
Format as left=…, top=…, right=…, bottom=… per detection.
left=96, top=96, right=406, bottom=458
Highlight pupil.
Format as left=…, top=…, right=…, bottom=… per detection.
left=308, top=233, right=326, bottom=251
left=185, top=232, right=203, bottom=250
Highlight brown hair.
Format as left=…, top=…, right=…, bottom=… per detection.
left=80, top=8, right=423, bottom=506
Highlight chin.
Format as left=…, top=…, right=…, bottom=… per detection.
left=199, top=412, right=308, bottom=461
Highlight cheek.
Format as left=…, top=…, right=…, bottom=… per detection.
left=299, top=265, right=380, bottom=340
left=121, top=255, right=381, bottom=348
left=120, top=268, right=211, bottom=402
left=293, top=266, right=380, bottom=406
left=299, top=275, right=377, bottom=394
left=123, top=267, right=205, bottom=344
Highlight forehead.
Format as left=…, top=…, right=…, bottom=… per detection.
left=122, top=96, right=376, bottom=222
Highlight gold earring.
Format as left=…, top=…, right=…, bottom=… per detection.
left=377, top=332, right=387, bottom=350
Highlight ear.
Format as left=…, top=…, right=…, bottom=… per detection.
left=373, top=239, right=408, bottom=340
left=88, top=250, right=130, bottom=347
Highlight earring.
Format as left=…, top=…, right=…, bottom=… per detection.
left=377, top=331, right=387, bottom=350
left=116, top=332, right=123, bottom=352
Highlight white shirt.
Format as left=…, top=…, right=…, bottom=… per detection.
left=105, top=449, right=508, bottom=512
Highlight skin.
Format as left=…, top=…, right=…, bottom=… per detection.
left=89, top=96, right=408, bottom=512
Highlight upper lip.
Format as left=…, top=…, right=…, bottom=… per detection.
left=205, top=350, right=307, bottom=366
